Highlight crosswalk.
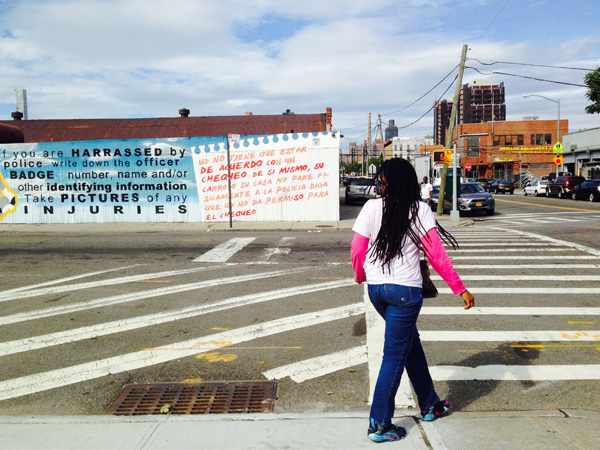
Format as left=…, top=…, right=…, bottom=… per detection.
left=1, top=226, right=599, bottom=413
left=385, top=227, right=600, bottom=408
left=480, top=211, right=600, bottom=227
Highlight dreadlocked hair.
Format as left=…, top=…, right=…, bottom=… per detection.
left=370, top=158, right=459, bottom=272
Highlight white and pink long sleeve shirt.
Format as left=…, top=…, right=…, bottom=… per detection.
left=351, top=198, right=466, bottom=295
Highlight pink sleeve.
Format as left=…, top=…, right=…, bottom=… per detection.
left=351, top=232, right=369, bottom=283
left=420, top=228, right=466, bottom=295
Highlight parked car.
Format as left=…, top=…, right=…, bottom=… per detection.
left=475, top=178, right=491, bottom=190
left=571, top=179, right=600, bottom=202
left=488, top=179, right=515, bottom=194
left=344, top=177, right=377, bottom=205
left=430, top=185, right=440, bottom=211
left=546, top=175, right=586, bottom=198
left=523, top=180, right=548, bottom=196
left=439, top=182, right=495, bottom=215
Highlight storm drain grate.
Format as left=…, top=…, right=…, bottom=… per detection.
left=104, top=381, right=278, bottom=415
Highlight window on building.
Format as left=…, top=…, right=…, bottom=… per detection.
left=530, top=134, right=535, bottom=145
left=466, top=136, right=480, bottom=157
left=536, top=134, right=544, bottom=145
left=545, top=134, right=552, bottom=145
left=530, top=163, right=551, bottom=169
left=493, top=135, right=524, bottom=146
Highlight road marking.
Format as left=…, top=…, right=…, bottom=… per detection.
left=0, top=266, right=226, bottom=303
left=0, top=279, right=354, bottom=356
left=429, top=364, right=600, bottom=380
left=450, top=264, right=600, bottom=269
left=193, top=237, right=256, bottom=262
left=493, top=198, right=600, bottom=212
left=262, top=346, right=367, bottom=382
left=446, top=248, right=570, bottom=253
left=420, top=307, right=600, bottom=315
left=449, top=255, right=598, bottom=260
left=548, top=217, right=584, bottom=222
left=519, top=218, right=559, bottom=223
left=418, top=330, right=600, bottom=341
left=259, top=237, right=295, bottom=262
left=0, top=265, right=145, bottom=297
left=0, top=268, right=311, bottom=326
left=491, top=227, right=600, bottom=256
left=0, top=303, right=365, bottom=401
left=436, top=287, right=600, bottom=294
left=431, top=275, right=600, bottom=281
left=511, top=344, right=599, bottom=349
left=447, top=243, right=565, bottom=247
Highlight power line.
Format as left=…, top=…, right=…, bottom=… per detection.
left=467, top=58, right=595, bottom=72
left=466, top=66, right=587, bottom=88
left=396, top=74, right=458, bottom=130
left=380, top=64, right=459, bottom=117
left=473, top=0, right=511, bottom=41
left=339, top=64, right=461, bottom=138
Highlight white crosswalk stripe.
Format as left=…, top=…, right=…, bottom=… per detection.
left=364, top=226, right=600, bottom=408
left=481, top=211, right=600, bottom=228
left=1, top=226, right=599, bottom=413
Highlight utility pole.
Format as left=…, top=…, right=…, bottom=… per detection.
left=365, top=113, right=371, bottom=176
left=437, top=44, right=468, bottom=217
left=378, top=114, right=385, bottom=161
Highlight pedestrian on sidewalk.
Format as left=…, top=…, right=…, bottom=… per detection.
left=420, top=176, right=433, bottom=205
left=351, top=157, right=475, bottom=443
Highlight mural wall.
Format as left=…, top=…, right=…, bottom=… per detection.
left=0, top=132, right=339, bottom=224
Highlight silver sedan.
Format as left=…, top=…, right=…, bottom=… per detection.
left=523, top=180, right=548, bottom=196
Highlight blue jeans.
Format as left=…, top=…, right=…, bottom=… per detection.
left=368, top=284, right=439, bottom=426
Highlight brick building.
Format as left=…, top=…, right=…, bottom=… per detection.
left=453, top=118, right=568, bottom=180
left=0, top=108, right=332, bottom=143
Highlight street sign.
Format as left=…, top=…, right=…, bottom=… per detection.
left=465, top=164, right=472, bottom=171
left=553, top=142, right=564, bottom=154
left=553, top=155, right=564, bottom=165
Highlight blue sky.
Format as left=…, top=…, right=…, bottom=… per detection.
left=0, top=0, right=598, bottom=148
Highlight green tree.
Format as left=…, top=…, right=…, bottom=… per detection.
left=584, top=66, right=600, bottom=114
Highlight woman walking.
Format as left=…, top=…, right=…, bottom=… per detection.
left=351, top=158, right=474, bottom=443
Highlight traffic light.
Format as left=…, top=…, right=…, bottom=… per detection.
left=444, top=150, right=453, bottom=164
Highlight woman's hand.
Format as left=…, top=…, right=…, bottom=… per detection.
left=461, top=290, right=475, bottom=310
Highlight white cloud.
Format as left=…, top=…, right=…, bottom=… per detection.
left=0, top=0, right=598, bottom=144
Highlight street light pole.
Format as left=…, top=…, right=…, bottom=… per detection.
left=523, top=94, right=561, bottom=176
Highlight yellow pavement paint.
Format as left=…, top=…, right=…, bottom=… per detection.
left=144, top=346, right=303, bottom=351
left=511, top=344, right=600, bottom=350
left=568, top=321, right=595, bottom=324
left=494, top=198, right=599, bottom=213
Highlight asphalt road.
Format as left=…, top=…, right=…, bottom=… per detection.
left=1, top=188, right=599, bottom=416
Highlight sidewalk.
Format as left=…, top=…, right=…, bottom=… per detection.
left=0, top=212, right=472, bottom=233
left=1, top=409, right=598, bottom=449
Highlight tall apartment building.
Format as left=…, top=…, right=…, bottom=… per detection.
left=384, top=119, right=398, bottom=141
left=434, top=79, right=506, bottom=146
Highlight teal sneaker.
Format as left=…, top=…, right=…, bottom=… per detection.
left=421, top=400, right=450, bottom=421
left=367, top=418, right=406, bottom=443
